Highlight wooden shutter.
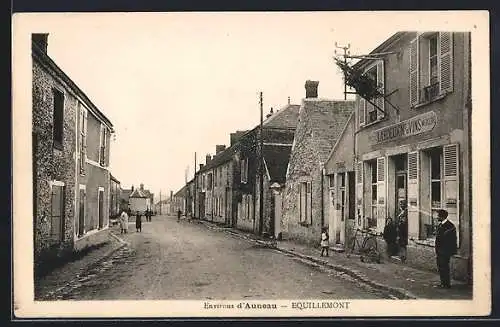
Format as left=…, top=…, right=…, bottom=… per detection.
left=306, top=182, right=312, bottom=225
left=376, top=61, right=385, bottom=120
left=356, top=161, right=364, bottom=227
left=409, top=36, right=420, bottom=106
left=407, top=151, right=420, bottom=239
left=376, top=157, right=386, bottom=232
left=439, top=32, right=454, bottom=93
left=358, top=97, right=366, bottom=127
left=443, top=144, right=460, bottom=247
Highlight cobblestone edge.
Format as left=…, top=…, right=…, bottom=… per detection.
left=201, top=221, right=418, bottom=300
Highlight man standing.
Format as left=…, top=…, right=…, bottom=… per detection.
left=396, top=201, right=408, bottom=263
left=434, top=209, right=457, bottom=289
left=177, top=209, right=182, bottom=222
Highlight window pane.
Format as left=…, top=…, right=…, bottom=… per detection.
left=429, top=36, right=437, bottom=56
left=431, top=181, right=441, bottom=207
left=371, top=163, right=377, bottom=183
left=431, top=151, right=441, bottom=179
left=371, top=185, right=377, bottom=203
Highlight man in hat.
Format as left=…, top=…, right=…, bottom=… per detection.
left=434, top=209, right=457, bottom=288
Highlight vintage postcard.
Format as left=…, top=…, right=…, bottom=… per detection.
left=12, top=11, right=490, bottom=318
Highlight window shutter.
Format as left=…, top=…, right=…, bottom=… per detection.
left=358, top=97, right=366, bottom=127
left=439, top=32, right=454, bottom=94
left=443, top=144, right=460, bottom=247
left=407, top=151, right=420, bottom=239
left=306, top=182, right=312, bottom=225
left=376, top=61, right=385, bottom=120
left=409, top=36, right=420, bottom=106
left=376, top=157, right=386, bottom=232
left=356, top=161, right=364, bottom=227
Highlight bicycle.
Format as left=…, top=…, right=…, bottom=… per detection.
left=345, top=227, right=382, bottom=263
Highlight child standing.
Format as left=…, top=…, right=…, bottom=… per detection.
left=320, top=227, right=329, bottom=257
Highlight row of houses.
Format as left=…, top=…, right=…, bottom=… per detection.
left=31, top=33, right=155, bottom=277
left=172, top=31, right=472, bottom=282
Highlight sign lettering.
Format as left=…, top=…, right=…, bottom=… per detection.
left=373, top=111, right=437, bottom=144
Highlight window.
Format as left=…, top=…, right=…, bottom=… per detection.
left=52, top=89, right=64, bottom=149
left=299, top=182, right=312, bottom=224
left=50, top=183, right=65, bottom=242
left=358, top=61, right=385, bottom=127
left=328, top=175, right=335, bottom=188
left=428, top=148, right=443, bottom=238
left=241, top=158, right=248, bottom=183
left=410, top=32, right=454, bottom=106
left=99, top=124, right=107, bottom=166
left=207, top=173, right=213, bottom=189
left=214, top=169, right=218, bottom=187
left=338, top=173, right=346, bottom=222
left=79, top=105, right=87, bottom=175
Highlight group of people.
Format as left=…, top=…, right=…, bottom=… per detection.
left=119, top=209, right=153, bottom=234
left=383, top=200, right=458, bottom=289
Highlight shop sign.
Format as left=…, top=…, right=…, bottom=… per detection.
left=373, top=111, right=437, bottom=144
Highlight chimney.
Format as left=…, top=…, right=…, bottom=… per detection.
left=199, top=164, right=204, bottom=170
left=131, top=185, right=134, bottom=191
left=305, top=80, right=319, bottom=98
left=140, top=183, right=144, bottom=191
left=32, top=33, right=49, bottom=54
left=216, top=145, right=226, bottom=154
left=288, top=96, right=291, bottom=105
left=266, top=107, right=274, bottom=119
left=206, top=154, right=212, bottom=165
left=170, top=190, right=173, bottom=200
left=230, top=130, right=247, bottom=146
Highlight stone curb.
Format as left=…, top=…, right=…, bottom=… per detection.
left=201, top=220, right=418, bottom=300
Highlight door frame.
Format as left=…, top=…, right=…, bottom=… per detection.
left=98, top=186, right=105, bottom=229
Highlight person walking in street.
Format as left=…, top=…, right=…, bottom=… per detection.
left=177, top=209, right=182, bottom=222
left=434, top=209, right=457, bottom=289
left=120, top=209, right=129, bottom=234
left=136, top=211, right=142, bottom=232
left=147, top=209, right=152, bottom=222
left=397, top=200, right=408, bottom=263
left=320, top=227, right=329, bottom=257
left=383, top=217, right=398, bottom=257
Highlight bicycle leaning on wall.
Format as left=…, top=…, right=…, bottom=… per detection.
left=345, top=226, right=382, bottom=264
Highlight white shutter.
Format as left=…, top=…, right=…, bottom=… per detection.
left=439, top=32, right=454, bottom=94
left=407, top=151, right=420, bottom=239
left=409, top=36, right=420, bottom=106
left=443, top=144, right=460, bottom=247
left=356, top=161, right=364, bottom=227
left=358, top=97, right=366, bottom=127
left=376, top=157, right=386, bottom=232
left=376, top=61, right=385, bottom=120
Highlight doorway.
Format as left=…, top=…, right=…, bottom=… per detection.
left=78, top=188, right=86, bottom=237
left=394, top=154, right=408, bottom=220
left=98, top=189, right=104, bottom=229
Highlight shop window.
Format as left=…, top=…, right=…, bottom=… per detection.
left=369, top=160, right=378, bottom=229
left=427, top=148, right=443, bottom=238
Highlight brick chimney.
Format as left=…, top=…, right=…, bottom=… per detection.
left=199, top=164, right=204, bottom=170
left=206, top=154, right=212, bottom=165
left=305, top=80, right=319, bottom=98
left=32, top=33, right=48, bottom=54
left=216, top=145, right=226, bottom=154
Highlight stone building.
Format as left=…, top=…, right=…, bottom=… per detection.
left=32, top=33, right=114, bottom=275
left=235, top=103, right=300, bottom=235
left=281, top=80, right=355, bottom=245
left=350, top=32, right=471, bottom=281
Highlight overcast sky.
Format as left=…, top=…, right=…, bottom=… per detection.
left=29, top=12, right=423, bottom=200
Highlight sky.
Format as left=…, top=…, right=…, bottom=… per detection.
left=36, top=12, right=398, bottom=201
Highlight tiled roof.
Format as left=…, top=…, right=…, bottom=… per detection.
left=198, top=144, right=238, bottom=173
left=120, top=189, right=133, bottom=201
left=263, top=144, right=293, bottom=184
left=263, top=104, right=300, bottom=129
left=130, top=188, right=148, bottom=198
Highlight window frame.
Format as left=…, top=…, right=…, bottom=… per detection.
left=50, top=181, right=65, bottom=243
left=428, top=148, right=444, bottom=239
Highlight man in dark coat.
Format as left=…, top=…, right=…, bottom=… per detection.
left=396, top=201, right=408, bottom=263
left=434, top=209, right=457, bottom=288
left=383, top=218, right=398, bottom=256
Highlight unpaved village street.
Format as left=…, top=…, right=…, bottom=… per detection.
left=44, top=215, right=387, bottom=300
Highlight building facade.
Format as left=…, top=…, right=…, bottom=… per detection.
left=351, top=32, right=471, bottom=281
left=32, top=33, right=114, bottom=274
left=281, top=81, right=355, bottom=245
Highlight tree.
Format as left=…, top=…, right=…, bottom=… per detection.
left=334, top=58, right=383, bottom=101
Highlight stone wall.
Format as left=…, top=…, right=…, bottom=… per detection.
left=33, top=56, right=77, bottom=270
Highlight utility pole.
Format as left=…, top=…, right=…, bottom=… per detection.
left=259, top=91, right=264, bottom=235
left=159, top=190, right=162, bottom=215
left=194, top=152, right=197, bottom=219
left=334, top=42, right=351, bottom=100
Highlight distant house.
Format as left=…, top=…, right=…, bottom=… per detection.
left=32, top=33, right=114, bottom=276
left=129, top=184, right=152, bottom=214
left=281, top=80, right=355, bottom=245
